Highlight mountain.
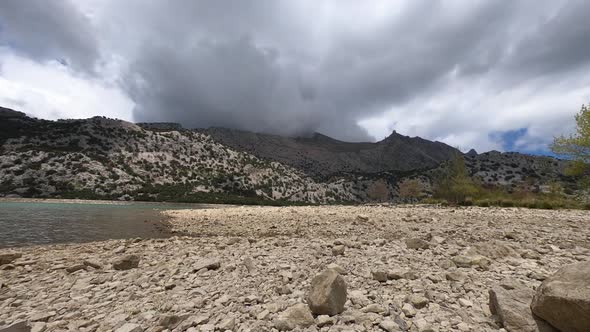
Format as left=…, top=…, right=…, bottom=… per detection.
left=199, top=127, right=460, bottom=178
left=0, top=108, right=580, bottom=203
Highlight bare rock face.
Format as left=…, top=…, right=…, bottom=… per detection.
left=489, top=282, right=556, bottom=332
left=531, top=261, right=590, bottom=332
left=112, top=255, right=140, bottom=270
left=307, top=269, right=347, bottom=315
left=274, top=303, right=315, bottom=331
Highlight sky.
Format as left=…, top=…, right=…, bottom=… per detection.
left=1, top=1, right=589, bottom=154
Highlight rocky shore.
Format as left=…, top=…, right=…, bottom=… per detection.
left=1, top=205, right=589, bottom=331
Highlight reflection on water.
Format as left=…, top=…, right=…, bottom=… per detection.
left=0, top=201, right=205, bottom=248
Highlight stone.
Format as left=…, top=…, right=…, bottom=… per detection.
left=458, top=298, right=473, bottom=307
left=489, top=283, right=556, bottom=332
left=446, top=271, right=467, bottom=282
left=274, top=303, right=315, bottom=331
left=372, top=270, right=388, bottom=282
left=356, top=215, right=369, bottom=222
left=243, top=257, right=255, bottom=273
left=29, top=312, right=55, bottom=322
left=379, top=319, right=399, bottom=332
left=0, top=253, right=22, bottom=266
left=83, top=260, right=102, bottom=269
left=406, top=294, right=429, bottom=309
left=218, top=317, right=235, bottom=331
left=114, top=324, right=143, bottom=332
left=326, top=263, right=347, bottom=275
left=193, top=259, right=221, bottom=271
left=65, top=264, right=86, bottom=273
left=0, top=321, right=29, bottom=332
left=112, top=255, right=140, bottom=270
left=531, top=261, right=590, bottom=332
left=452, top=255, right=490, bottom=269
left=307, top=269, right=347, bottom=315
left=332, top=245, right=345, bottom=256
left=470, top=241, right=518, bottom=260
left=158, top=314, right=187, bottom=329
left=316, top=315, right=335, bottom=327
left=405, top=238, right=430, bottom=250
left=402, top=303, right=417, bottom=317
left=29, top=323, right=45, bottom=332
left=387, top=270, right=405, bottom=280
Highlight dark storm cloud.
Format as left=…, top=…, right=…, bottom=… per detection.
left=0, top=0, right=99, bottom=72
left=2, top=0, right=590, bottom=146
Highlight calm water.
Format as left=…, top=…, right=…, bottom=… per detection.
left=0, top=201, right=207, bottom=248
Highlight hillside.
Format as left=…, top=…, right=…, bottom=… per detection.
left=200, top=127, right=460, bottom=178
left=0, top=112, right=390, bottom=204
left=0, top=107, right=582, bottom=204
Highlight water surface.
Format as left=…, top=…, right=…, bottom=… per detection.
left=0, top=201, right=208, bottom=248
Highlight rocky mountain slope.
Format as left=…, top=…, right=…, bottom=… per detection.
left=0, top=107, right=581, bottom=203
left=200, top=127, right=460, bottom=179
left=0, top=110, right=389, bottom=203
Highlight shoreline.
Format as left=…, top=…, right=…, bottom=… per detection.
left=0, top=197, right=230, bottom=208
left=1, top=205, right=588, bottom=331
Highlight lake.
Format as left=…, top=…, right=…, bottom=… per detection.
left=0, top=201, right=209, bottom=248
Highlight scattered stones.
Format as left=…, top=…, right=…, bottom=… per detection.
left=307, top=269, right=347, bottom=315
left=531, top=261, right=590, bottom=332
left=112, top=255, right=140, bottom=270
left=1, top=205, right=588, bottom=331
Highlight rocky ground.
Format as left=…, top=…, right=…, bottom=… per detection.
left=1, top=205, right=589, bottom=332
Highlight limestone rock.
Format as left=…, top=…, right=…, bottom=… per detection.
left=489, top=283, right=556, bottom=332
left=371, top=270, right=388, bottom=282
left=112, top=255, right=140, bottom=270
left=193, top=259, right=221, bottom=271
left=114, top=324, right=143, bottom=332
left=405, top=238, right=429, bottom=250
left=406, top=294, right=429, bottom=309
left=274, top=303, right=315, bottom=331
left=531, top=261, right=590, bottom=332
left=332, top=245, right=345, bottom=256
left=0, top=321, right=29, bottom=332
left=307, top=269, right=347, bottom=315
left=0, top=253, right=22, bottom=266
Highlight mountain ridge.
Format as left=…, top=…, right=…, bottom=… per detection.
left=0, top=108, right=581, bottom=203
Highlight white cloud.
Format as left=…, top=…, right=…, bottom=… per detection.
left=0, top=49, right=133, bottom=121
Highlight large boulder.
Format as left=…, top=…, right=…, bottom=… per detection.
left=489, top=282, right=556, bottom=332
left=531, top=261, right=590, bottom=332
left=307, top=269, right=347, bottom=315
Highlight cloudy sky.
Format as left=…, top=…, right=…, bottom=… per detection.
left=1, top=1, right=589, bottom=153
